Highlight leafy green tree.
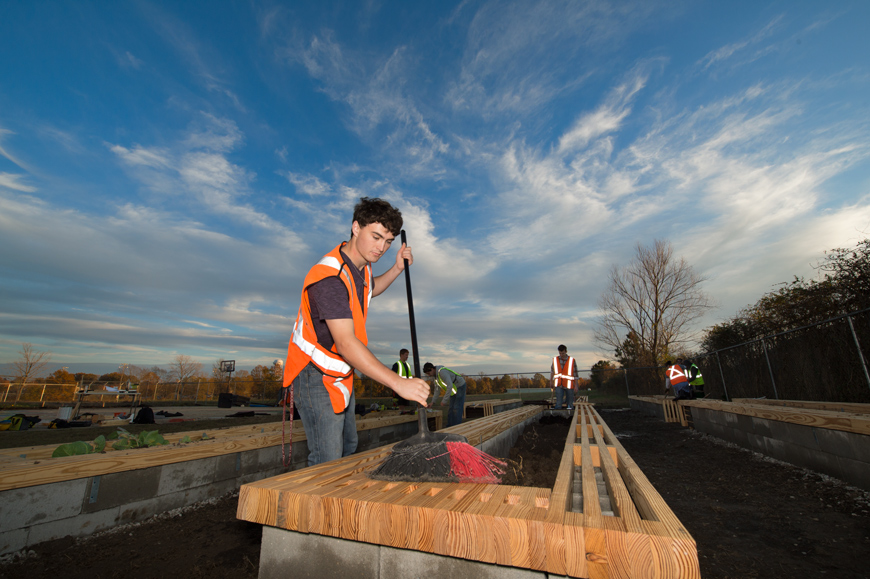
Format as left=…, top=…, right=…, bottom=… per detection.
left=590, top=360, right=616, bottom=388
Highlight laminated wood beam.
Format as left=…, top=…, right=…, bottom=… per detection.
left=239, top=403, right=700, bottom=578
left=683, top=399, right=870, bottom=436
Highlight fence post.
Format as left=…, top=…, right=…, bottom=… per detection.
left=846, top=314, right=870, bottom=392
left=716, top=351, right=730, bottom=401
left=761, top=338, right=779, bottom=400
left=3, top=384, right=9, bottom=402
left=623, top=368, right=630, bottom=397
left=195, top=379, right=201, bottom=403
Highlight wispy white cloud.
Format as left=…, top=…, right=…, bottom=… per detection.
left=0, top=172, right=36, bottom=192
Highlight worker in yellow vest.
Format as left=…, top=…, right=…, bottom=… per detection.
left=281, top=197, right=430, bottom=466
left=550, top=344, right=578, bottom=410
left=391, top=348, right=413, bottom=407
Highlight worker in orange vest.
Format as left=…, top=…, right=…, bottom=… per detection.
left=665, top=359, right=692, bottom=400
left=282, top=197, right=430, bottom=466
left=550, top=345, right=578, bottom=410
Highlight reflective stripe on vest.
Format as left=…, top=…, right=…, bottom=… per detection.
left=395, top=361, right=411, bottom=378
left=667, top=365, right=688, bottom=385
left=553, top=356, right=576, bottom=388
left=435, top=367, right=460, bottom=396
left=283, top=242, right=372, bottom=413
left=689, top=364, right=704, bottom=386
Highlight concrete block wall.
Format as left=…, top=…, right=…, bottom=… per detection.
left=629, top=398, right=666, bottom=421
left=0, top=418, right=422, bottom=556
left=690, top=407, right=870, bottom=491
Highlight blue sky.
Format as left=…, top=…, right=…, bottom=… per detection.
left=1, top=0, right=868, bottom=376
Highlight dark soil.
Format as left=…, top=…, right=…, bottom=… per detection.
left=3, top=409, right=869, bottom=579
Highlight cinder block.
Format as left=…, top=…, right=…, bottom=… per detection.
left=762, top=437, right=789, bottom=463
left=834, top=454, right=870, bottom=491
left=749, top=417, right=772, bottom=438
left=82, top=468, right=161, bottom=513
left=768, top=421, right=819, bottom=451
left=259, top=525, right=380, bottom=579
left=214, top=452, right=246, bottom=482
left=815, top=428, right=870, bottom=463
left=0, top=528, right=28, bottom=554
left=26, top=505, right=119, bottom=546
left=721, top=412, right=738, bottom=427
left=118, top=477, right=239, bottom=524
left=158, top=457, right=218, bottom=495
left=746, top=433, right=766, bottom=453
left=736, top=414, right=755, bottom=433
left=0, top=478, right=89, bottom=531
left=380, top=539, right=547, bottom=578
left=795, top=447, right=844, bottom=480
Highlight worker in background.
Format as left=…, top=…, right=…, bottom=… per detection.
left=391, top=348, right=413, bottom=408
left=550, top=345, right=578, bottom=410
left=665, top=360, right=692, bottom=400
left=423, top=362, right=467, bottom=427
left=687, top=359, right=705, bottom=398
left=282, top=197, right=430, bottom=467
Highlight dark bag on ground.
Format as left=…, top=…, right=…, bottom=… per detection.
left=133, top=407, right=155, bottom=424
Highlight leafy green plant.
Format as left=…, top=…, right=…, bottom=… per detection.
left=52, top=428, right=170, bottom=457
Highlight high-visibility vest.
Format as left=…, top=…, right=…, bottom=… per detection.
left=434, top=366, right=461, bottom=396
left=689, top=364, right=705, bottom=387
left=282, top=243, right=372, bottom=413
left=552, top=356, right=576, bottom=388
left=667, top=364, right=688, bottom=386
left=395, top=360, right=411, bottom=378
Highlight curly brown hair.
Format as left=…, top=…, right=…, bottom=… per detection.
left=351, top=197, right=403, bottom=237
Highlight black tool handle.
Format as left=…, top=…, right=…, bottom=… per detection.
left=400, top=230, right=429, bottom=434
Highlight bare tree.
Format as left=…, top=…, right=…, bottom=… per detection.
left=11, top=343, right=52, bottom=403
left=595, top=239, right=714, bottom=367
left=170, top=354, right=202, bottom=382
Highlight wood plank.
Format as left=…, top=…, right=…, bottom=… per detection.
left=683, top=399, right=870, bottom=436
left=238, top=404, right=699, bottom=578
left=730, top=399, right=870, bottom=415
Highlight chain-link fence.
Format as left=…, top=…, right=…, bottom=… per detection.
left=620, top=308, right=870, bottom=403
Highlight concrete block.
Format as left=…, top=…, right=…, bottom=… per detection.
left=0, top=478, right=89, bottom=531
left=721, top=412, right=738, bottom=427
left=214, top=452, right=245, bottom=482
left=793, top=447, right=843, bottom=480
left=26, top=505, right=119, bottom=546
left=158, top=456, right=218, bottom=495
left=768, top=421, right=819, bottom=452
left=815, top=428, right=870, bottom=463
left=735, top=413, right=755, bottom=433
left=762, top=437, right=789, bottom=463
left=118, top=477, right=239, bottom=525
left=834, top=454, right=870, bottom=491
left=380, top=541, right=547, bottom=578
left=82, top=468, right=161, bottom=513
left=259, top=525, right=380, bottom=579
left=749, top=417, right=773, bottom=438
left=0, top=528, right=28, bottom=554
left=746, top=433, right=766, bottom=453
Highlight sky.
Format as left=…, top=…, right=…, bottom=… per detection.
left=1, top=0, right=869, bottom=378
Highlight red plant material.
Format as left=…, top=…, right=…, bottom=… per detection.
left=446, top=441, right=507, bottom=484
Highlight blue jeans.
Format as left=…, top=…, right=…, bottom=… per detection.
left=566, top=388, right=575, bottom=408
left=293, top=363, right=357, bottom=467
left=446, top=384, right=466, bottom=427
left=554, top=386, right=566, bottom=409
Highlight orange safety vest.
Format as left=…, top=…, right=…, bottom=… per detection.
left=666, top=364, right=688, bottom=386
left=553, top=356, right=576, bottom=389
left=283, top=243, right=372, bottom=413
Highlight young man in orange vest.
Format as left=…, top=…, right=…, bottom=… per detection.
left=283, top=197, right=431, bottom=466
left=550, top=344, right=578, bottom=410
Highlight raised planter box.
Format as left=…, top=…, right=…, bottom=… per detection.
left=238, top=404, right=700, bottom=579
left=0, top=411, right=439, bottom=555
left=629, top=396, right=870, bottom=491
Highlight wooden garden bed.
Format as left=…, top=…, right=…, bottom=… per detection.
left=237, top=403, right=700, bottom=578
